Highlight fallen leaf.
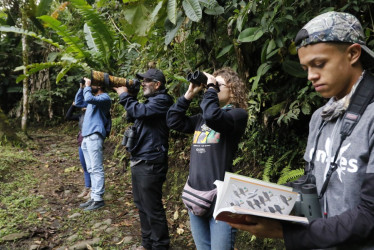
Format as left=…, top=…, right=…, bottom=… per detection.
left=173, top=210, right=179, bottom=220
left=64, top=166, right=79, bottom=173
left=116, top=236, right=127, bottom=245
left=117, top=219, right=133, bottom=227
left=177, top=228, right=184, bottom=235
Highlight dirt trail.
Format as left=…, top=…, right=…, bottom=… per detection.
left=2, top=126, right=191, bottom=249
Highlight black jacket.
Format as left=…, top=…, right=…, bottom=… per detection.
left=167, top=88, right=248, bottom=190
left=119, top=89, right=174, bottom=161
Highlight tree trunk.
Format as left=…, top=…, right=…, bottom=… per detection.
left=21, top=7, right=29, bottom=133
left=46, top=69, right=53, bottom=120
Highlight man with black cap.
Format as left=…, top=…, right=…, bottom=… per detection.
left=114, top=68, right=173, bottom=250
left=229, top=12, right=374, bottom=249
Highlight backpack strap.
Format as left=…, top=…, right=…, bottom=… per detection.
left=319, top=71, right=374, bottom=199
left=340, top=72, right=374, bottom=138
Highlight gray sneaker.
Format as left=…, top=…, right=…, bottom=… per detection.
left=84, top=201, right=105, bottom=211
left=79, top=199, right=94, bottom=208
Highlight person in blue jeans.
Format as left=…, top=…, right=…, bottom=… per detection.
left=65, top=97, right=91, bottom=199
left=75, top=77, right=111, bottom=211
left=167, top=67, right=248, bottom=250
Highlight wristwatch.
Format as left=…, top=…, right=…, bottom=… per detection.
left=207, top=83, right=220, bottom=92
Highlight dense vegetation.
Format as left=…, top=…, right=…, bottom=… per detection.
left=1, top=0, right=374, bottom=248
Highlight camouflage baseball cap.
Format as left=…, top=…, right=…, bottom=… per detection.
left=295, top=11, right=374, bottom=68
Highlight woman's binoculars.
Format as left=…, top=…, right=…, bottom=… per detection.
left=186, top=70, right=208, bottom=86
left=89, top=70, right=140, bottom=94
left=291, top=175, right=322, bottom=221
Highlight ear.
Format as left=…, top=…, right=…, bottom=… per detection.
left=347, top=43, right=362, bottom=65
left=154, top=81, right=161, bottom=90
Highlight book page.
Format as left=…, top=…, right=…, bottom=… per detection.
left=215, top=172, right=298, bottom=217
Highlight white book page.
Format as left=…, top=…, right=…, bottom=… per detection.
left=217, top=172, right=298, bottom=215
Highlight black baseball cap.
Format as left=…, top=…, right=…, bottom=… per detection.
left=136, top=69, right=166, bottom=84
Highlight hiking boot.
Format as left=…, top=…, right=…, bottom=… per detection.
left=83, top=189, right=91, bottom=200
left=84, top=200, right=105, bottom=211
left=79, top=199, right=94, bottom=208
left=77, top=187, right=90, bottom=198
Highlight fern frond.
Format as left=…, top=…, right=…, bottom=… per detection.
left=0, top=25, right=61, bottom=48
left=38, top=15, right=88, bottom=59
left=83, top=23, right=98, bottom=53
left=70, top=0, right=115, bottom=63
left=15, top=62, right=64, bottom=83
left=277, top=168, right=304, bottom=185
left=262, top=156, right=274, bottom=182
left=56, top=65, right=73, bottom=83
left=274, top=150, right=293, bottom=166
left=233, top=156, right=243, bottom=166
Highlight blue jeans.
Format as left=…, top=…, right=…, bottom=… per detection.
left=81, top=133, right=104, bottom=201
left=78, top=146, right=91, bottom=188
left=189, top=211, right=237, bottom=250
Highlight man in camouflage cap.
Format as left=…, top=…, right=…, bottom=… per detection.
left=229, top=11, right=374, bottom=249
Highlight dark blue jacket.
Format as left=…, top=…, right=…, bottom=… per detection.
left=119, top=89, right=174, bottom=161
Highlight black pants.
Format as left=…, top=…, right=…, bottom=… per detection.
left=131, top=160, right=170, bottom=250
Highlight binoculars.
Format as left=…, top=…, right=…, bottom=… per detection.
left=87, top=70, right=141, bottom=94
left=186, top=70, right=208, bottom=86
left=121, top=126, right=138, bottom=150
left=290, top=175, right=322, bottom=221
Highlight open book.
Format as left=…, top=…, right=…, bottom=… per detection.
left=213, top=172, right=309, bottom=224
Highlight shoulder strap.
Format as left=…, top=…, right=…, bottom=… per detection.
left=340, top=72, right=374, bottom=138
left=319, top=72, right=374, bottom=199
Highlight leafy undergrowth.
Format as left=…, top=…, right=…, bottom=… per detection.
left=0, top=124, right=285, bottom=249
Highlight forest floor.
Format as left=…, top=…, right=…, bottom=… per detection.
left=0, top=125, right=195, bottom=250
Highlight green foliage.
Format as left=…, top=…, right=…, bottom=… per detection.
left=0, top=25, right=61, bottom=48
left=70, top=0, right=115, bottom=67
left=14, top=62, right=65, bottom=83
left=262, top=156, right=274, bottom=182
left=182, top=0, right=202, bottom=22
left=38, top=15, right=88, bottom=59
left=278, top=168, right=305, bottom=185
left=167, top=0, right=177, bottom=24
